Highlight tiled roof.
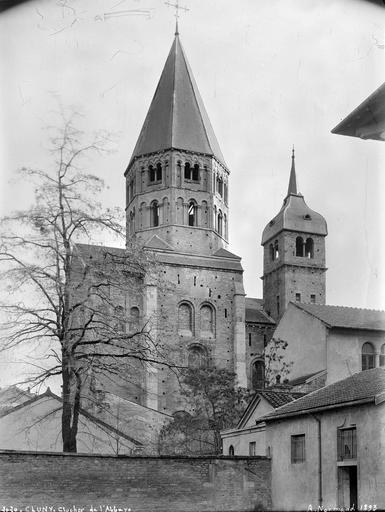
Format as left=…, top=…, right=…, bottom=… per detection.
left=287, top=370, right=326, bottom=387
left=293, top=302, right=385, bottom=331
left=245, top=297, right=275, bottom=325
left=156, top=251, right=243, bottom=272
left=237, top=389, right=303, bottom=428
left=260, top=390, right=303, bottom=408
left=262, top=368, right=385, bottom=421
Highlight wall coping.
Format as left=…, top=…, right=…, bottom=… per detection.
left=0, top=449, right=269, bottom=461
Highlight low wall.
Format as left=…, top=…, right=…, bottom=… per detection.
left=0, top=450, right=271, bottom=512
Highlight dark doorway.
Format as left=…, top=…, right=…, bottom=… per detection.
left=338, top=466, right=357, bottom=510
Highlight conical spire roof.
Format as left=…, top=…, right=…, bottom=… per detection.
left=287, top=147, right=298, bottom=196
left=129, top=34, right=226, bottom=167
left=261, top=151, right=327, bottom=244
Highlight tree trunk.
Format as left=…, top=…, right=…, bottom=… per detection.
left=61, top=350, right=77, bottom=452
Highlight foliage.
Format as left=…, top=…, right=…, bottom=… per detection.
left=158, top=366, right=250, bottom=455
left=0, top=112, right=170, bottom=452
left=263, top=337, right=293, bottom=386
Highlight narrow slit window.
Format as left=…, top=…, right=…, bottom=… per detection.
left=188, top=201, right=197, bottom=226
left=151, top=200, right=159, bottom=227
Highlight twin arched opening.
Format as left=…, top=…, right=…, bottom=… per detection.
left=296, top=236, right=314, bottom=258
left=177, top=302, right=215, bottom=338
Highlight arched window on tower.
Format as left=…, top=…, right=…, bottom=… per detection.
left=129, top=210, right=135, bottom=235
left=184, top=162, right=192, bottom=180
left=305, top=238, right=314, bottom=258
left=156, top=162, right=162, bottom=181
left=218, top=178, right=223, bottom=197
left=178, top=302, right=193, bottom=336
left=200, top=303, right=215, bottom=338
left=269, top=244, right=274, bottom=261
left=380, top=344, right=385, bottom=367
left=362, top=342, right=375, bottom=371
left=296, top=236, right=304, bottom=257
left=150, top=200, right=159, bottom=227
left=187, top=344, right=208, bottom=369
left=274, top=240, right=279, bottom=259
left=188, top=200, right=197, bottom=227
left=149, top=165, right=156, bottom=183
left=192, top=164, right=200, bottom=181
left=224, top=182, right=228, bottom=204
left=251, top=360, right=265, bottom=390
left=224, top=213, right=227, bottom=239
left=218, top=210, right=223, bottom=236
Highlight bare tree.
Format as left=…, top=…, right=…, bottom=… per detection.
left=0, top=112, right=171, bottom=452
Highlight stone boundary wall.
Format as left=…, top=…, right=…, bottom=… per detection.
left=0, top=451, right=271, bottom=512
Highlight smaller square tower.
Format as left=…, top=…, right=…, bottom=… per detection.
left=261, top=150, right=328, bottom=322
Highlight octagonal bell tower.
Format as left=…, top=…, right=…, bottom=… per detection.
left=125, top=32, right=229, bottom=256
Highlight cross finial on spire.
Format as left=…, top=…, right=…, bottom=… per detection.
left=287, top=145, right=298, bottom=196
left=165, top=0, right=189, bottom=35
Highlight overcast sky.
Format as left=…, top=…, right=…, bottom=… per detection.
left=0, top=0, right=385, bottom=386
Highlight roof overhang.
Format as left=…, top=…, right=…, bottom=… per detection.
left=332, top=82, right=385, bottom=141
left=263, top=396, right=376, bottom=423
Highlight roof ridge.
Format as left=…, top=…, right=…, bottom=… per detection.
left=300, top=302, right=385, bottom=314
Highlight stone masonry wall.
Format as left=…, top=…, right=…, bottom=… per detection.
left=0, top=451, right=271, bottom=512
left=155, top=260, right=245, bottom=413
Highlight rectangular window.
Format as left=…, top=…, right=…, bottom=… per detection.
left=310, top=294, right=316, bottom=304
left=295, top=293, right=301, bottom=302
left=291, top=434, right=305, bottom=463
left=249, top=441, right=256, bottom=456
left=248, top=332, right=252, bottom=346
left=337, top=427, right=357, bottom=461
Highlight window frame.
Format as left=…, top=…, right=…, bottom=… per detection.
left=291, top=434, right=306, bottom=464
left=361, top=342, right=375, bottom=371
left=148, top=163, right=162, bottom=184
left=188, top=200, right=197, bottom=227
left=337, top=427, right=357, bottom=461
left=150, top=200, right=160, bottom=227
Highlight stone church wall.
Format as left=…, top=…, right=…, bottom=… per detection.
left=154, top=259, right=245, bottom=413
left=0, top=451, right=271, bottom=512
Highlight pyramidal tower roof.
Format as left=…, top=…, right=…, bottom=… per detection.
left=129, top=33, right=226, bottom=167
